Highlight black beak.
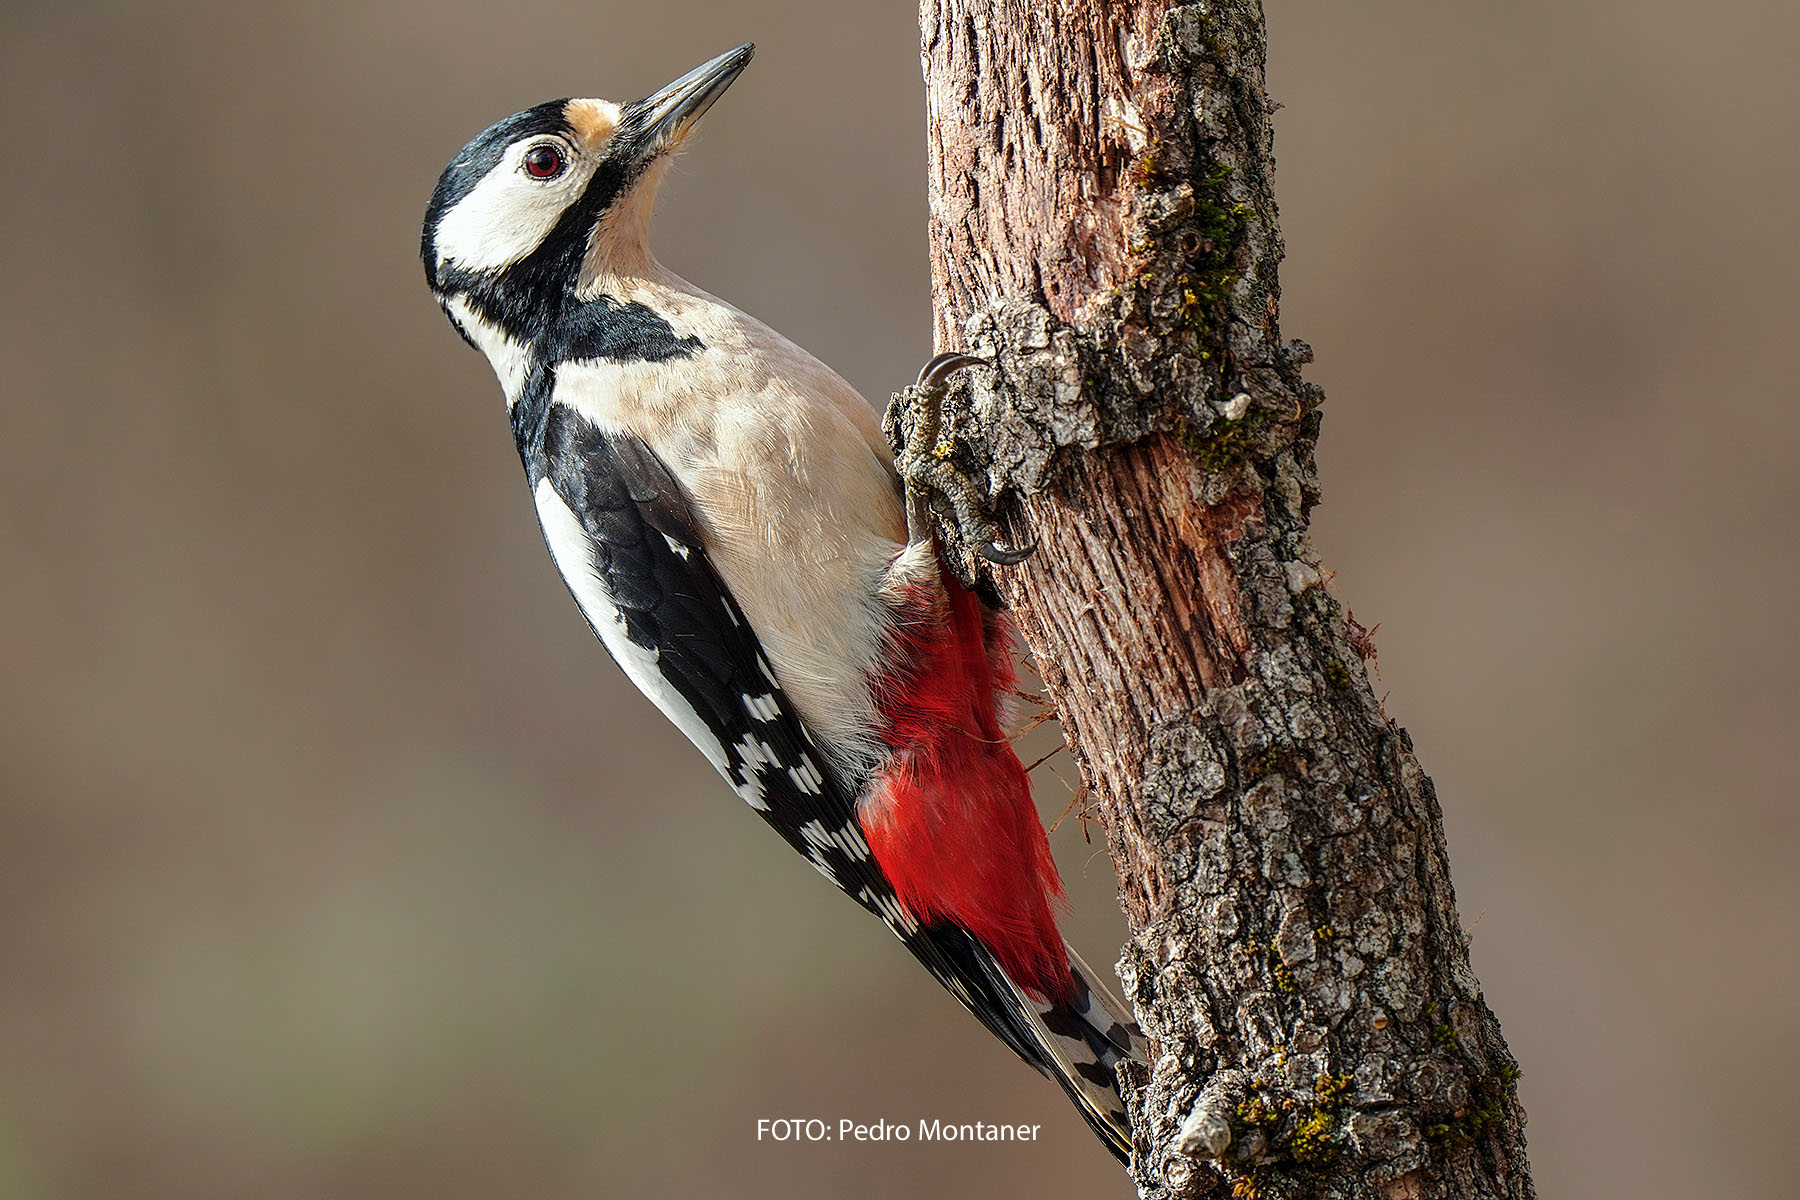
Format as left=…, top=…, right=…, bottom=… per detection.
left=624, top=44, right=754, bottom=165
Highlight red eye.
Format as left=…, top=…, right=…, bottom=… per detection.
left=523, top=144, right=565, bottom=179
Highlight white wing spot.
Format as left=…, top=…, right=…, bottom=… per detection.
left=661, top=533, right=692, bottom=560
left=861, top=887, right=918, bottom=934
left=799, top=823, right=837, bottom=881
left=792, top=754, right=826, bottom=793
left=733, top=774, right=768, bottom=811
left=730, top=735, right=772, bottom=810
left=831, top=824, right=871, bottom=861
left=740, top=692, right=780, bottom=722
left=735, top=734, right=769, bottom=769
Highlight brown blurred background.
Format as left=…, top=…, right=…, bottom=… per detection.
left=1, top=1, right=1794, bottom=1196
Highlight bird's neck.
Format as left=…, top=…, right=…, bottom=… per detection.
left=579, top=160, right=673, bottom=289
left=577, top=255, right=681, bottom=301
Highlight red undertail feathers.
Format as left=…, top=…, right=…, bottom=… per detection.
left=861, top=569, right=1072, bottom=1002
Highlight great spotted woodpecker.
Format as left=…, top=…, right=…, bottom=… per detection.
left=420, top=44, right=1142, bottom=1159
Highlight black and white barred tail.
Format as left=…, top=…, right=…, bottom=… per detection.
left=955, top=938, right=1144, bottom=1161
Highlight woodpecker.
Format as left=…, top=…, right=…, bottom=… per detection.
left=421, top=44, right=1142, bottom=1159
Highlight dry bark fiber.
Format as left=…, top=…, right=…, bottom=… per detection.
left=905, top=3, right=1534, bottom=1196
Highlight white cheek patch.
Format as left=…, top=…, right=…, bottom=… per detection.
left=434, top=148, right=597, bottom=274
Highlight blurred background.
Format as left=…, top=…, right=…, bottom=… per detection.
left=2, top=1, right=1795, bottom=1196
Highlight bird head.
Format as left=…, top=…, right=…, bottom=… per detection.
left=421, top=43, right=752, bottom=346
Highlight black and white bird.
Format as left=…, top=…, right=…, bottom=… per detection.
left=420, top=44, right=1143, bottom=1159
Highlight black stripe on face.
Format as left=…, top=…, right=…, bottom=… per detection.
left=430, top=155, right=633, bottom=340
left=423, top=100, right=707, bottom=376
left=426, top=142, right=693, bottom=367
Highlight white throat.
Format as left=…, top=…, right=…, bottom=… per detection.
left=444, top=295, right=533, bottom=406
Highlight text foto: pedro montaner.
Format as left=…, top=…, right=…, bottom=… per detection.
left=756, top=1118, right=1043, bottom=1144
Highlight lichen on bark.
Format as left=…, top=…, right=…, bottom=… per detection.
left=904, top=2, right=1534, bottom=1196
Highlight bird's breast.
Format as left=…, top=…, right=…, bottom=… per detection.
left=547, top=276, right=910, bottom=778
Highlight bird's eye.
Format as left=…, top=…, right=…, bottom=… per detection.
left=522, top=144, right=566, bottom=180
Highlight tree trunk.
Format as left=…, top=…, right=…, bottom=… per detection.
left=906, top=3, right=1534, bottom=1196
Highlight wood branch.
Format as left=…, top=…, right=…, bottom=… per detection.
left=906, top=3, right=1534, bottom=1196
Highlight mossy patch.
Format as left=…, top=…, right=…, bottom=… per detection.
left=1313, top=1072, right=1352, bottom=1105
left=1122, top=144, right=1251, bottom=408
left=1225, top=1068, right=1353, bottom=1186
left=1289, top=1109, right=1336, bottom=1164
left=1179, top=405, right=1270, bottom=472
left=1234, top=740, right=1304, bottom=781
left=1180, top=161, right=1250, bottom=338
left=1131, top=139, right=1166, bottom=189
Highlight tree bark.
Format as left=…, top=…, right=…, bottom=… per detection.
left=906, top=3, right=1534, bottom=1197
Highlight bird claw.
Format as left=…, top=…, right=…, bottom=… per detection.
left=978, top=538, right=1037, bottom=565
left=915, top=351, right=987, bottom=391
left=892, top=352, right=1037, bottom=566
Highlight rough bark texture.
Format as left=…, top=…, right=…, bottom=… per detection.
left=905, top=3, right=1534, bottom=1197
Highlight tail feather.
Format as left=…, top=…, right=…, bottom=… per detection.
left=1058, top=942, right=1149, bottom=1069
left=965, top=938, right=1144, bottom=1163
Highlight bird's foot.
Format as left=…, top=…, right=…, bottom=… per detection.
left=891, top=353, right=1036, bottom=566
